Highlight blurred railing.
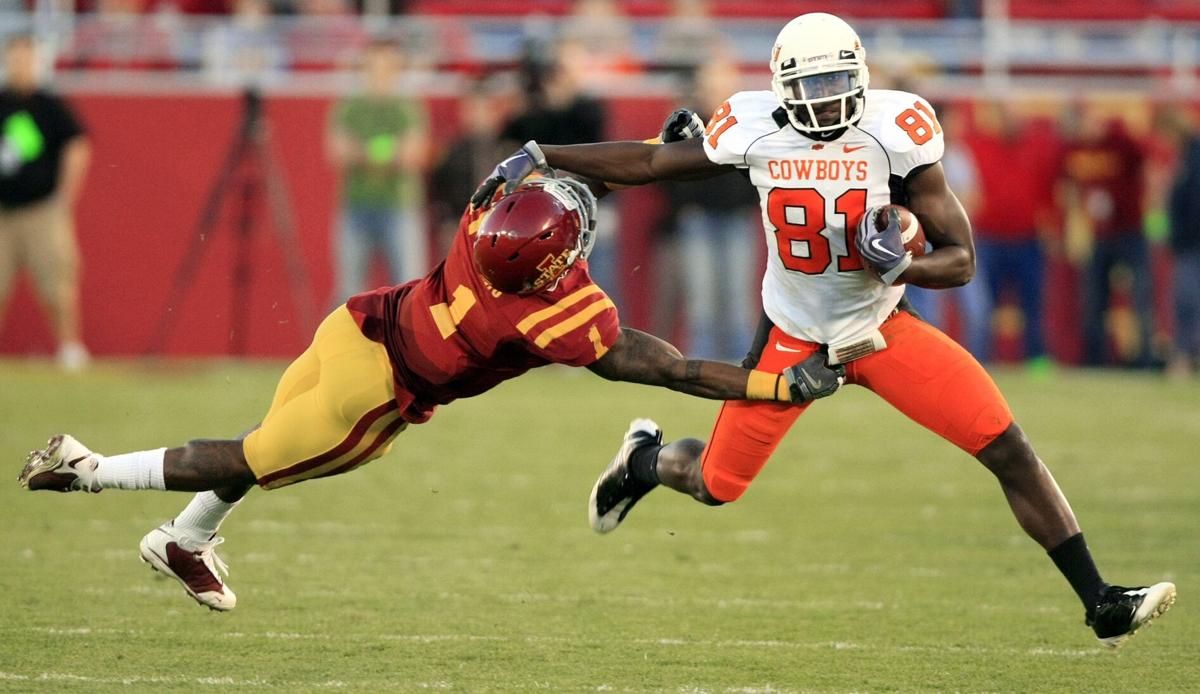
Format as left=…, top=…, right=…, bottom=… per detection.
left=1, top=12, right=1197, bottom=98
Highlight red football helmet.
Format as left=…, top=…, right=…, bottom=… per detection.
left=472, top=177, right=597, bottom=295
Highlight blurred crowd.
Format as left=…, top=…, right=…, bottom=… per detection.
left=3, top=0, right=1200, bottom=376
left=10, top=0, right=1200, bottom=75
left=320, top=33, right=1200, bottom=375
left=903, top=98, right=1199, bottom=377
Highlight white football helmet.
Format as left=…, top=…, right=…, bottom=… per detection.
left=770, top=13, right=869, bottom=136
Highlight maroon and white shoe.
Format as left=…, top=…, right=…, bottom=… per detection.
left=18, top=434, right=102, bottom=493
left=139, top=523, right=236, bottom=611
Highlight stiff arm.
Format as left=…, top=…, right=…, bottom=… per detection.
left=541, top=138, right=729, bottom=186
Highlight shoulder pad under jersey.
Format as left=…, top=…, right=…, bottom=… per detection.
left=856, top=89, right=945, bottom=178
left=702, top=91, right=786, bottom=168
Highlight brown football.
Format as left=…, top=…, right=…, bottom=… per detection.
left=874, top=204, right=927, bottom=257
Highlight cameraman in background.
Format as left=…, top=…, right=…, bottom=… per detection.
left=0, top=35, right=91, bottom=371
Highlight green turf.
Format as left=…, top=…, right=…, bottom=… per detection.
left=1, top=360, right=1197, bottom=692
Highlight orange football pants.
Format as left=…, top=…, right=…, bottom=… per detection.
left=701, top=311, right=1014, bottom=502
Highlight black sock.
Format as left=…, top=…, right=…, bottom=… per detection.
left=1048, top=533, right=1108, bottom=613
left=628, top=444, right=662, bottom=487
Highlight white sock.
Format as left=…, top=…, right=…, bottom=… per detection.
left=173, top=491, right=241, bottom=540
left=94, top=449, right=167, bottom=490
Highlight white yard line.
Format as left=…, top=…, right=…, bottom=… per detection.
left=0, top=671, right=349, bottom=688
left=15, top=626, right=1101, bottom=658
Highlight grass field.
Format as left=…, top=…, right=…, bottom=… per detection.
left=1, top=359, right=1198, bottom=692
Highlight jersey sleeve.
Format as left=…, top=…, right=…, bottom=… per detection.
left=873, top=91, right=945, bottom=178
left=701, top=91, right=779, bottom=168
left=518, top=277, right=621, bottom=367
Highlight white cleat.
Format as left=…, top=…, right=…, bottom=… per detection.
left=18, top=434, right=102, bottom=493
left=139, top=523, right=237, bottom=612
left=588, top=418, right=663, bottom=533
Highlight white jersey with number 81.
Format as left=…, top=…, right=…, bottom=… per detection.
left=702, top=88, right=944, bottom=345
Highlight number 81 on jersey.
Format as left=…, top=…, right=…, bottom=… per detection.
left=767, top=187, right=867, bottom=275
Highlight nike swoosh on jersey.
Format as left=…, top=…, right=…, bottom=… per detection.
left=843, top=144, right=866, bottom=153
left=776, top=344, right=806, bottom=353
left=870, top=237, right=898, bottom=258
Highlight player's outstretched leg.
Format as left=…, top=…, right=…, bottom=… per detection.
left=976, top=424, right=1176, bottom=647
left=20, top=435, right=254, bottom=493
left=589, top=419, right=664, bottom=533
left=21, top=435, right=255, bottom=611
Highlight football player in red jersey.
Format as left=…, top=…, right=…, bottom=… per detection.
left=18, top=165, right=844, bottom=612
left=480, top=12, right=1175, bottom=649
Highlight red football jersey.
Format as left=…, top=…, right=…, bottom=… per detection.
left=346, top=204, right=621, bottom=423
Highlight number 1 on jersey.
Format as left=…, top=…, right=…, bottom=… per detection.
left=430, top=285, right=477, bottom=339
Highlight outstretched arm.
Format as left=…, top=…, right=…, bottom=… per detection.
left=542, top=138, right=729, bottom=186
left=587, top=328, right=844, bottom=403
left=901, top=162, right=975, bottom=288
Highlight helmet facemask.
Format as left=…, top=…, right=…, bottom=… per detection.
left=525, top=176, right=598, bottom=263
left=773, top=63, right=867, bottom=135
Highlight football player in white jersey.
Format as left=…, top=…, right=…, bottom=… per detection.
left=473, top=13, right=1175, bottom=647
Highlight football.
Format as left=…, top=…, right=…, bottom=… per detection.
left=874, top=204, right=927, bottom=257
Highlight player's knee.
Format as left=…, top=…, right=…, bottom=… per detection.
left=696, top=485, right=726, bottom=506
left=976, top=423, right=1039, bottom=482
left=698, top=466, right=746, bottom=505
left=681, top=441, right=726, bottom=506
left=178, top=439, right=255, bottom=485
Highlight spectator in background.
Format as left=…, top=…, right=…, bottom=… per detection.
left=287, top=0, right=366, bottom=71
left=1060, top=111, right=1154, bottom=368
left=66, top=0, right=178, bottom=70
left=904, top=102, right=992, bottom=358
left=499, top=40, right=604, bottom=150
left=498, top=39, right=619, bottom=298
left=560, top=0, right=639, bottom=90
left=203, top=0, right=287, bottom=87
left=1165, top=108, right=1200, bottom=378
left=655, top=0, right=720, bottom=77
left=326, top=38, right=429, bottom=302
left=429, top=75, right=507, bottom=257
left=662, top=56, right=759, bottom=361
left=969, top=101, right=1058, bottom=368
left=0, top=35, right=91, bottom=370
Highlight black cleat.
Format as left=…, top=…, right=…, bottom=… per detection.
left=1087, top=582, right=1176, bottom=648
left=588, top=419, right=662, bottom=533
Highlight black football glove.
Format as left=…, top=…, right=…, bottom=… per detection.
left=783, top=352, right=846, bottom=403
left=856, top=206, right=913, bottom=285
left=469, top=140, right=549, bottom=210
left=660, top=108, right=705, bottom=143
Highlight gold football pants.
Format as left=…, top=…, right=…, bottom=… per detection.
left=243, top=306, right=405, bottom=489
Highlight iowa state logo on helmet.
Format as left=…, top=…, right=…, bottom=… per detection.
left=530, top=249, right=574, bottom=294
